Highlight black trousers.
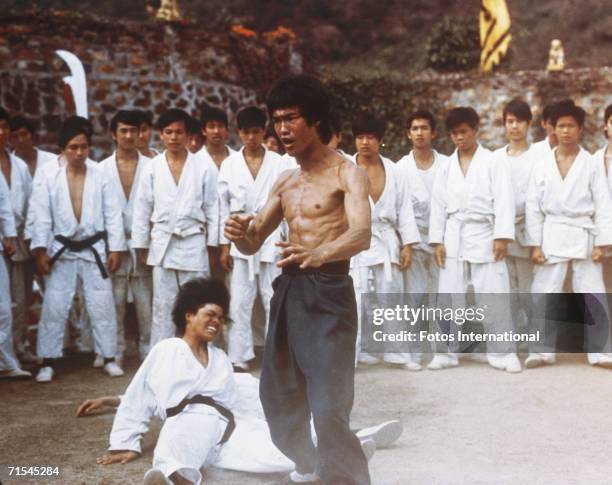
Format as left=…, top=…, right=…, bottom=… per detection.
left=259, top=269, right=371, bottom=485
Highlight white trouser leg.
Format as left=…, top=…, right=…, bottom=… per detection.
left=37, top=259, right=78, bottom=358
left=0, top=256, right=21, bottom=371
left=9, top=260, right=29, bottom=354
left=506, top=256, right=533, bottom=340
left=215, top=416, right=294, bottom=473
left=131, top=273, right=153, bottom=359
left=153, top=410, right=224, bottom=484
left=259, top=261, right=281, bottom=338
left=151, top=267, right=206, bottom=347
left=227, top=259, right=258, bottom=364
left=111, top=272, right=128, bottom=360
left=79, top=260, right=118, bottom=359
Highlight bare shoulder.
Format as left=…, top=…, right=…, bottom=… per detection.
left=273, top=167, right=298, bottom=190
left=337, top=156, right=368, bottom=194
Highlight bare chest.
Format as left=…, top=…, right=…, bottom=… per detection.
left=281, top=176, right=343, bottom=220
left=555, top=154, right=575, bottom=180
left=116, top=162, right=137, bottom=199
left=167, top=161, right=185, bottom=185
left=67, top=172, right=86, bottom=222
left=364, top=165, right=386, bottom=203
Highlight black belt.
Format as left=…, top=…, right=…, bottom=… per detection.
left=166, top=395, right=235, bottom=445
left=282, top=260, right=350, bottom=275
left=48, top=231, right=109, bottom=279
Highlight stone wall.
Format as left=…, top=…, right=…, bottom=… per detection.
left=327, top=67, right=612, bottom=159
left=0, top=13, right=295, bottom=159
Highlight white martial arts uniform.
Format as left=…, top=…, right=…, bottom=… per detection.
left=593, top=145, right=612, bottom=292
left=353, top=155, right=420, bottom=364
left=525, top=147, right=612, bottom=361
left=1, top=152, right=32, bottom=357
left=131, top=151, right=219, bottom=347
left=218, top=147, right=288, bottom=365
left=108, top=338, right=293, bottom=484
left=31, top=161, right=127, bottom=359
left=100, top=152, right=153, bottom=361
left=494, top=145, right=536, bottom=338
left=429, top=145, right=516, bottom=363
left=396, top=150, right=446, bottom=360
left=0, top=174, right=22, bottom=372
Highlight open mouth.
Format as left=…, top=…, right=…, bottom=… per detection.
left=205, top=324, right=218, bottom=336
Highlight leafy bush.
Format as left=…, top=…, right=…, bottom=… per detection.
left=425, top=16, right=479, bottom=72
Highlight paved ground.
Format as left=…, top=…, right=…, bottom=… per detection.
left=1, top=352, right=612, bottom=485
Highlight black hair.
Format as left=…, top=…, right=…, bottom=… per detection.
left=267, top=75, right=333, bottom=144
left=171, top=278, right=230, bottom=336
left=351, top=112, right=386, bottom=140
left=406, top=109, right=437, bottom=132
left=0, top=107, right=12, bottom=126
left=201, top=104, right=228, bottom=128
left=603, top=103, right=612, bottom=138
left=541, top=103, right=558, bottom=123
left=157, top=109, right=192, bottom=131
left=445, top=107, right=480, bottom=131
left=10, top=115, right=35, bottom=134
left=133, top=109, right=154, bottom=127
left=237, top=106, right=267, bottom=130
left=503, top=98, right=533, bottom=123
left=329, top=111, right=342, bottom=136
left=552, top=99, right=585, bottom=128
left=188, top=117, right=202, bottom=135
left=58, top=116, right=93, bottom=150
left=110, top=110, right=142, bottom=133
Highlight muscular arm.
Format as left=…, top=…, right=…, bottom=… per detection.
left=225, top=170, right=288, bottom=255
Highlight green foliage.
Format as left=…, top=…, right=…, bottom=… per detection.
left=425, top=16, right=479, bottom=72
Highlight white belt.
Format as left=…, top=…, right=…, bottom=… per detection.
left=371, top=222, right=396, bottom=282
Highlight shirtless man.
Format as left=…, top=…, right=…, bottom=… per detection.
left=224, top=75, right=372, bottom=485
left=100, top=110, right=153, bottom=365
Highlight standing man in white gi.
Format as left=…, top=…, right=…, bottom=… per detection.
left=351, top=112, right=421, bottom=369
left=531, top=103, right=558, bottom=162
left=595, top=104, right=612, bottom=292
left=0, top=134, right=30, bottom=378
left=0, top=108, right=33, bottom=366
left=134, top=110, right=159, bottom=159
left=100, top=110, right=153, bottom=366
left=132, top=109, right=219, bottom=347
left=429, top=107, right=519, bottom=373
left=10, top=116, right=57, bottom=177
left=218, top=106, right=286, bottom=371
left=396, top=110, right=447, bottom=369
left=31, top=117, right=126, bottom=382
left=526, top=100, right=612, bottom=368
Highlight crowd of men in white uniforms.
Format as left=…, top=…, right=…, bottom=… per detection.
left=1, top=95, right=612, bottom=383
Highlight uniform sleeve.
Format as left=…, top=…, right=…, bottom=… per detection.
left=203, top=161, right=219, bottom=247
left=395, top=165, right=421, bottom=246
left=130, top=163, right=154, bottom=250
left=30, top=173, right=52, bottom=250
left=524, top=163, right=544, bottom=247
left=217, top=160, right=231, bottom=245
left=108, top=351, right=158, bottom=453
left=491, top=155, right=515, bottom=240
left=0, top=174, right=16, bottom=239
left=590, top=154, right=612, bottom=246
left=102, top=171, right=127, bottom=252
left=428, top=158, right=448, bottom=245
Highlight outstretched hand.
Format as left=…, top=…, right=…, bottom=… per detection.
left=96, top=450, right=139, bottom=465
left=76, top=396, right=120, bottom=417
left=276, top=241, right=325, bottom=269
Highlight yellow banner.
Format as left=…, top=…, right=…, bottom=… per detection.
left=480, top=0, right=512, bottom=72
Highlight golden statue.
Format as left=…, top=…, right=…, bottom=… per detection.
left=547, top=39, right=565, bottom=71
left=156, top=0, right=182, bottom=21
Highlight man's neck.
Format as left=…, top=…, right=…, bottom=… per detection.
left=17, top=147, right=37, bottom=166
left=507, top=139, right=529, bottom=156
left=206, top=142, right=227, bottom=157
left=296, top=141, right=332, bottom=171
left=458, top=143, right=478, bottom=161
left=0, top=146, right=9, bottom=164
left=116, top=146, right=139, bottom=163
left=556, top=143, right=579, bottom=158
left=412, top=146, right=434, bottom=168
left=244, top=144, right=264, bottom=159
left=356, top=152, right=381, bottom=167
left=166, top=148, right=188, bottom=164
left=67, top=160, right=86, bottom=174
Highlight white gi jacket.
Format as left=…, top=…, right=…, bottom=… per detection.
left=108, top=338, right=236, bottom=453
left=396, top=150, right=447, bottom=253
left=0, top=173, right=17, bottom=247
left=353, top=155, right=421, bottom=280
left=525, top=146, right=612, bottom=262
left=1, top=151, right=32, bottom=261
left=218, top=147, right=288, bottom=268
left=429, top=145, right=515, bottom=263
left=493, top=145, right=537, bottom=258
left=131, top=151, right=219, bottom=272
left=30, top=160, right=126, bottom=263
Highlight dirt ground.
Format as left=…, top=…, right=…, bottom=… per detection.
left=1, top=352, right=612, bottom=485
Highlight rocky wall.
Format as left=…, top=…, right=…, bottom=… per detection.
left=0, top=13, right=295, bottom=159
